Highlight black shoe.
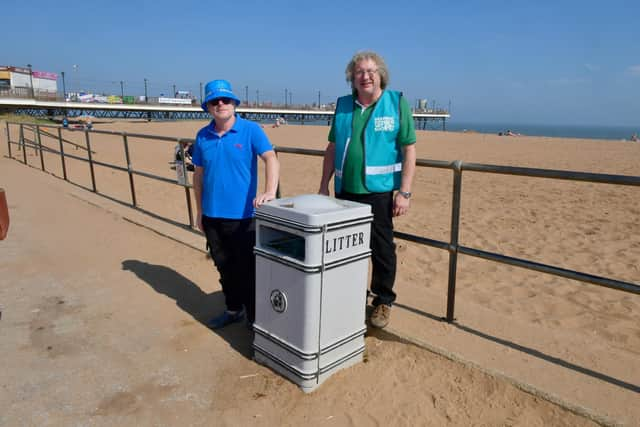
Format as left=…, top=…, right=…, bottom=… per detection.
left=206, top=310, right=245, bottom=330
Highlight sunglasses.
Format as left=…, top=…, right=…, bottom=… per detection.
left=207, top=97, right=234, bottom=106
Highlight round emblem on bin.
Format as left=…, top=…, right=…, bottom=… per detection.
left=270, top=289, right=287, bottom=313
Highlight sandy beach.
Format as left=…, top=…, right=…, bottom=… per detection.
left=1, top=119, right=639, bottom=426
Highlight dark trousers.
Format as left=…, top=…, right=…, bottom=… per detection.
left=202, top=216, right=256, bottom=323
left=336, top=191, right=397, bottom=306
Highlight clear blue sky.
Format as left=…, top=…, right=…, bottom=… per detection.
left=4, top=0, right=639, bottom=126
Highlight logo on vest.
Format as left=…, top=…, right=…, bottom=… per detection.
left=325, top=232, right=365, bottom=254
left=374, top=116, right=395, bottom=132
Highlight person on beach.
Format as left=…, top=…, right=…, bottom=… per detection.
left=318, top=51, right=417, bottom=329
left=192, top=79, right=280, bottom=329
left=272, top=115, right=287, bottom=128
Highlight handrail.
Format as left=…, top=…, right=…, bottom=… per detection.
left=5, top=121, right=639, bottom=323
left=462, top=162, right=640, bottom=186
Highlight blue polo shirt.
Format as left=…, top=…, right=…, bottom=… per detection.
left=192, top=116, right=273, bottom=219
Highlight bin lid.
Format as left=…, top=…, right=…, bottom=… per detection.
left=256, top=194, right=372, bottom=226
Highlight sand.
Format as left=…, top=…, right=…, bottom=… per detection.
left=1, top=119, right=638, bottom=426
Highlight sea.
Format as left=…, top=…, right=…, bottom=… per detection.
left=262, top=118, right=638, bottom=142
left=443, top=121, right=639, bottom=141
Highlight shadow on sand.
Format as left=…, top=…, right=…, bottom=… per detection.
left=121, top=259, right=254, bottom=359
left=391, top=301, right=639, bottom=394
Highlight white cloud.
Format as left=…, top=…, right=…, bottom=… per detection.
left=627, top=65, right=640, bottom=76
left=584, top=63, right=599, bottom=72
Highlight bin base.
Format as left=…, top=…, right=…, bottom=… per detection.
left=254, top=346, right=363, bottom=393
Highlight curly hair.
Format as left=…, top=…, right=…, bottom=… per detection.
left=345, top=51, right=389, bottom=90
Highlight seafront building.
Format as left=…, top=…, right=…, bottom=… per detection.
left=0, top=65, right=58, bottom=100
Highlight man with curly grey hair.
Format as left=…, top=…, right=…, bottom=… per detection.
left=318, top=51, right=417, bottom=328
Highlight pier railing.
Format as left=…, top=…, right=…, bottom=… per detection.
left=4, top=121, right=640, bottom=322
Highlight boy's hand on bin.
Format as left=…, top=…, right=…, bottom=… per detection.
left=254, top=192, right=276, bottom=208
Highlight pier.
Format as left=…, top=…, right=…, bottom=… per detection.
left=0, top=98, right=450, bottom=130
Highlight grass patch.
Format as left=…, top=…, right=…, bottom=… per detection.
left=0, top=113, right=56, bottom=125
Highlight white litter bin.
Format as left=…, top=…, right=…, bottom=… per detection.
left=253, top=194, right=372, bottom=392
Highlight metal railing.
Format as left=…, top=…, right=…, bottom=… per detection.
left=5, top=122, right=197, bottom=228
left=5, top=122, right=640, bottom=322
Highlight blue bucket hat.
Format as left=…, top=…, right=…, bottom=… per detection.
left=201, top=79, right=241, bottom=111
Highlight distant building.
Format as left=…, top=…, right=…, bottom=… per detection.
left=175, top=90, right=192, bottom=99
left=0, top=65, right=58, bottom=100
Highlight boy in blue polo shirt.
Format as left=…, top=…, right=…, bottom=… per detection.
left=192, top=79, right=280, bottom=329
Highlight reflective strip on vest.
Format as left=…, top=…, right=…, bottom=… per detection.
left=365, top=162, right=403, bottom=175
left=334, top=136, right=350, bottom=180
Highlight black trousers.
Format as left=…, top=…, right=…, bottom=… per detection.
left=201, top=216, right=256, bottom=322
left=336, top=191, right=397, bottom=306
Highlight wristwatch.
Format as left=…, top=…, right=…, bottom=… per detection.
left=398, top=191, right=412, bottom=199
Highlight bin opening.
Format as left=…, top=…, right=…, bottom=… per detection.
left=261, top=226, right=305, bottom=261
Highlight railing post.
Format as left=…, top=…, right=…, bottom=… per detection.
left=85, top=130, right=97, bottom=192
left=18, top=124, right=23, bottom=152
left=122, top=134, right=137, bottom=207
left=274, top=149, right=281, bottom=199
left=36, top=125, right=45, bottom=171
left=176, top=141, right=194, bottom=228
left=446, top=160, right=463, bottom=322
left=185, top=187, right=194, bottom=228
left=5, top=122, right=11, bottom=159
left=20, top=124, right=27, bottom=164
left=31, top=126, right=38, bottom=156
left=58, top=127, right=68, bottom=181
